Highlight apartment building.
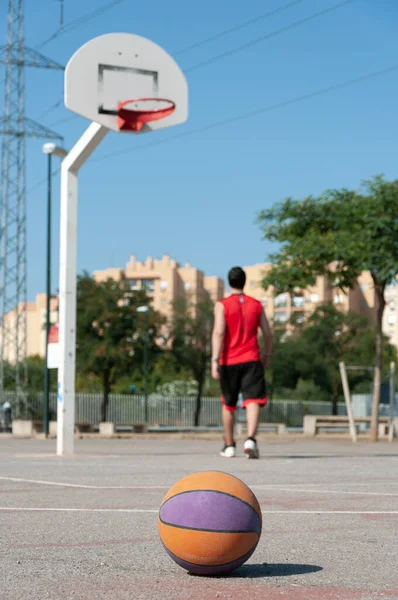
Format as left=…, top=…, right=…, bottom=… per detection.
left=93, top=253, right=225, bottom=320
left=0, top=293, right=58, bottom=363
left=2, top=256, right=396, bottom=362
left=0, top=254, right=224, bottom=361
left=241, top=263, right=378, bottom=331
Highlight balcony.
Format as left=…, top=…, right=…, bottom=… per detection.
left=274, top=311, right=288, bottom=324
left=274, top=293, right=288, bottom=309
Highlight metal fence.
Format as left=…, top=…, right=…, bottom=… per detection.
left=1, top=391, right=348, bottom=429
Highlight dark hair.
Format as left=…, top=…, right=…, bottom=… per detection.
left=228, top=267, right=246, bottom=290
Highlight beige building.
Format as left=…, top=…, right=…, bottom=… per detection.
left=240, top=262, right=378, bottom=333
left=0, top=293, right=58, bottom=363
left=1, top=254, right=225, bottom=361
left=2, top=256, right=397, bottom=362
left=93, top=253, right=225, bottom=321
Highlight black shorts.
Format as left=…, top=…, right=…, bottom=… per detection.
left=219, top=360, right=267, bottom=412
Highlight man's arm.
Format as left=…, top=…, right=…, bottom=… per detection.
left=259, top=307, right=273, bottom=367
left=211, top=302, right=225, bottom=379
left=211, top=301, right=226, bottom=361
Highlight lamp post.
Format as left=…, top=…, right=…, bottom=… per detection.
left=42, top=143, right=68, bottom=437
left=137, top=305, right=149, bottom=423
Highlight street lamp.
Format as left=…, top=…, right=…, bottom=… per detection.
left=137, top=305, right=150, bottom=423
left=42, top=143, right=68, bottom=437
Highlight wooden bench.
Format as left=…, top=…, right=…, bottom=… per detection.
left=99, top=422, right=148, bottom=435
left=303, top=415, right=392, bottom=437
left=235, top=422, right=286, bottom=436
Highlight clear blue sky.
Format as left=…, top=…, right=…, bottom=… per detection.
left=1, top=0, right=397, bottom=300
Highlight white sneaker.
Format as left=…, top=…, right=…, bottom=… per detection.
left=244, top=438, right=259, bottom=459
left=220, top=444, right=236, bottom=458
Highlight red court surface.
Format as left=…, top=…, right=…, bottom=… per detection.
left=0, top=437, right=397, bottom=599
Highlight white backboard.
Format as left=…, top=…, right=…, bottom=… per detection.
left=65, top=33, right=188, bottom=133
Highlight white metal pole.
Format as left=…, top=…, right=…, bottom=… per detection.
left=339, top=361, right=357, bottom=443
left=57, top=123, right=108, bottom=456
left=388, top=361, right=396, bottom=443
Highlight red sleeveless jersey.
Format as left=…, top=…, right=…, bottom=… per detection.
left=220, top=293, right=262, bottom=365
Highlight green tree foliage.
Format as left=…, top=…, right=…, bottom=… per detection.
left=3, top=356, right=57, bottom=393
left=169, top=296, right=214, bottom=426
left=257, top=175, right=398, bottom=440
left=269, top=304, right=396, bottom=410
left=75, top=272, right=164, bottom=421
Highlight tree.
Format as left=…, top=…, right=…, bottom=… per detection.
left=257, top=175, right=398, bottom=440
left=169, top=296, right=213, bottom=427
left=76, top=272, right=163, bottom=422
left=268, top=304, right=396, bottom=410
left=295, top=304, right=395, bottom=412
left=3, top=356, right=58, bottom=394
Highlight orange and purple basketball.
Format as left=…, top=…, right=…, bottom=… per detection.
left=158, top=471, right=262, bottom=575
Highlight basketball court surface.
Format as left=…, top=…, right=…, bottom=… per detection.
left=1, top=437, right=397, bottom=599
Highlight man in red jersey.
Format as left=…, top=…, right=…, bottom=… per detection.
left=211, top=267, right=273, bottom=459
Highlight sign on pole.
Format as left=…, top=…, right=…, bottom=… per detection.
left=47, top=323, right=60, bottom=369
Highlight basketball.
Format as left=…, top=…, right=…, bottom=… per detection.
left=158, top=471, right=262, bottom=575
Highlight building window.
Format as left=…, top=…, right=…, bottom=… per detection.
left=274, top=293, right=288, bottom=308
left=292, top=295, right=305, bottom=308
left=160, top=280, right=168, bottom=291
left=389, top=300, right=395, bottom=310
left=274, top=311, right=288, bottom=324
left=310, top=293, right=319, bottom=303
left=160, top=299, right=168, bottom=306
left=261, top=296, right=267, bottom=306
left=249, top=280, right=257, bottom=288
left=295, top=312, right=305, bottom=324
left=126, top=279, right=140, bottom=291
left=334, top=294, right=343, bottom=305
left=142, top=279, right=155, bottom=293
left=360, top=283, right=369, bottom=292
left=388, top=314, right=396, bottom=325
left=184, top=282, right=191, bottom=290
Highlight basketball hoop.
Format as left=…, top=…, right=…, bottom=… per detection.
left=117, top=98, right=176, bottom=132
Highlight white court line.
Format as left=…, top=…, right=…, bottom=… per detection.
left=0, top=507, right=397, bottom=514
left=252, top=485, right=398, bottom=497
left=0, top=476, right=167, bottom=489
left=1, top=476, right=398, bottom=496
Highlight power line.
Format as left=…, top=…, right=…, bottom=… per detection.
left=92, top=62, right=398, bottom=163
left=31, top=0, right=310, bottom=125
left=26, top=61, right=398, bottom=194
left=0, top=0, right=128, bottom=88
left=173, top=0, right=308, bottom=56
left=27, top=168, right=60, bottom=194
left=33, top=0, right=356, bottom=130
left=185, top=0, right=355, bottom=73
left=37, top=99, right=63, bottom=120
left=34, top=0, right=308, bottom=122
left=48, top=114, right=76, bottom=128
left=35, top=0, right=129, bottom=51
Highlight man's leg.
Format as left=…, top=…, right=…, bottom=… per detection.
left=245, top=402, right=261, bottom=439
left=241, top=361, right=267, bottom=459
left=219, top=365, right=239, bottom=457
left=222, top=405, right=235, bottom=447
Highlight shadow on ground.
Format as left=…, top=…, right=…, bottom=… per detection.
left=230, top=562, right=323, bottom=579
left=189, top=563, right=323, bottom=579
left=269, top=454, right=398, bottom=460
